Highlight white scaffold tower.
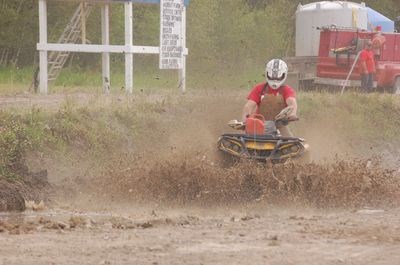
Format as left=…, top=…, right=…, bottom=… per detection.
left=37, top=0, right=189, bottom=94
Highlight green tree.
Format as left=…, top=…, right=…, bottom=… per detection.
left=1, top=0, right=399, bottom=78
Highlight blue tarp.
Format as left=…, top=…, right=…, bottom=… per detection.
left=367, top=7, right=394, bottom=32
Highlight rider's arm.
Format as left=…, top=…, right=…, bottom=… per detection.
left=286, top=97, right=298, bottom=117
left=242, top=100, right=257, bottom=122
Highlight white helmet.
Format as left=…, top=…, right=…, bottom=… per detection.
left=265, top=59, right=288, bottom=89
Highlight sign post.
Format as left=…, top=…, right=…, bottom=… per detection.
left=159, top=0, right=183, bottom=69
left=159, top=0, right=186, bottom=93
left=125, top=1, right=134, bottom=94
left=38, top=0, right=48, bottom=94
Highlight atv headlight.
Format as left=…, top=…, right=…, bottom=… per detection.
left=290, top=145, right=299, bottom=153
left=221, top=139, right=242, bottom=153
left=281, top=148, right=289, bottom=155
left=232, top=144, right=241, bottom=152
left=221, top=139, right=232, bottom=148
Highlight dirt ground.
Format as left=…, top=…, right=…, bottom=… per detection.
left=1, top=205, right=400, bottom=265
left=1, top=91, right=400, bottom=264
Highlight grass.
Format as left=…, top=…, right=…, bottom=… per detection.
left=0, top=65, right=264, bottom=94
left=0, top=92, right=176, bottom=181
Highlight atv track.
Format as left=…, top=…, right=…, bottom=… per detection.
left=0, top=91, right=400, bottom=264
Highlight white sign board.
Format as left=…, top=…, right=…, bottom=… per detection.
left=159, top=0, right=183, bottom=69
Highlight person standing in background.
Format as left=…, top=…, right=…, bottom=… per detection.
left=359, top=40, right=375, bottom=93
left=372, top=25, right=386, bottom=60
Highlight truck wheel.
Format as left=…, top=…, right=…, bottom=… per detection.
left=393, top=77, right=400, bottom=95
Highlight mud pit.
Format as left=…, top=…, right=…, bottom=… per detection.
left=1, top=91, right=400, bottom=264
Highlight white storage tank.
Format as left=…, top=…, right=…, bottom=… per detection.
left=296, top=1, right=368, bottom=56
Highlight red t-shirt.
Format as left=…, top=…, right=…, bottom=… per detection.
left=359, top=49, right=375, bottom=73
left=247, top=83, right=296, bottom=106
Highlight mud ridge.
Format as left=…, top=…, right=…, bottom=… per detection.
left=0, top=169, right=50, bottom=212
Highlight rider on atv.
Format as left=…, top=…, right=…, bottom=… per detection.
left=241, top=59, right=297, bottom=137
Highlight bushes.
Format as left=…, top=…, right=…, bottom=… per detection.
left=0, top=113, right=31, bottom=180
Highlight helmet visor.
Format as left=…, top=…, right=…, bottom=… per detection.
left=267, top=73, right=286, bottom=81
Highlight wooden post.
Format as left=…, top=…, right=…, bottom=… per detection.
left=101, top=3, right=110, bottom=93
left=178, top=3, right=187, bottom=94
left=38, top=0, right=48, bottom=94
left=124, top=1, right=133, bottom=94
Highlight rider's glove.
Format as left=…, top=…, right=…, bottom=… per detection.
left=281, top=120, right=289, bottom=126
left=228, top=120, right=245, bottom=130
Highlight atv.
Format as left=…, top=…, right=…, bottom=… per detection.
left=217, top=106, right=310, bottom=164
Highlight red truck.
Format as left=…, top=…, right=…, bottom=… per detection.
left=286, top=27, right=400, bottom=94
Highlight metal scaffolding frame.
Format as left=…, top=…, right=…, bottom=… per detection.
left=37, top=0, right=188, bottom=94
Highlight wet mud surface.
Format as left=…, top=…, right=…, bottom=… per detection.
left=2, top=155, right=398, bottom=265
left=1, top=206, right=400, bottom=265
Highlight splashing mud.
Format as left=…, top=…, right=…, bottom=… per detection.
left=79, top=91, right=400, bottom=209
left=95, top=155, right=400, bottom=208
left=2, top=91, right=400, bottom=211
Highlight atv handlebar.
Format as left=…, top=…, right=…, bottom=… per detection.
left=228, top=116, right=299, bottom=130
left=275, top=116, right=299, bottom=127
left=228, top=120, right=246, bottom=130
left=285, top=116, right=299, bottom=122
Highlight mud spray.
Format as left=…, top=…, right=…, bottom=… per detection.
left=93, top=154, right=399, bottom=208
left=2, top=91, right=396, bottom=211
left=86, top=91, right=400, bottom=209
